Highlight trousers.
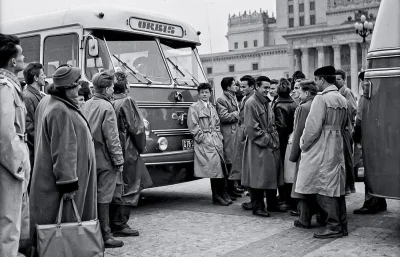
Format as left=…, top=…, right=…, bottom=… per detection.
left=316, top=195, right=347, bottom=232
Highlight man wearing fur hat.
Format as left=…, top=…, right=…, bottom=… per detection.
left=82, top=70, right=125, bottom=248
left=30, top=64, right=97, bottom=253
left=295, top=66, right=349, bottom=239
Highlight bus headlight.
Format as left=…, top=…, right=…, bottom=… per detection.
left=143, top=118, right=150, bottom=140
left=157, top=137, right=168, bottom=151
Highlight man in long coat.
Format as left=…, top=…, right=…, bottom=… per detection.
left=30, top=66, right=97, bottom=250
left=0, top=33, right=30, bottom=257
left=289, top=80, right=318, bottom=228
left=295, top=66, right=348, bottom=239
left=353, top=72, right=387, bottom=214
left=188, top=83, right=230, bottom=206
left=82, top=71, right=124, bottom=248
left=242, top=76, right=283, bottom=217
left=110, top=71, right=153, bottom=237
left=216, top=77, right=242, bottom=199
left=335, top=69, right=357, bottom=193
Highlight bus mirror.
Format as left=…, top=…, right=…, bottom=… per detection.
left=88, top=38, right=99, bottom=57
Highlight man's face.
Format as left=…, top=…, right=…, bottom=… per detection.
left=14, top=45, right=25, bottom=73
left=199, top=88, right=211, bottom=102
left=292, top=82, right=301, bottom=98
left=227, top=80, right=237, bottom=93
left=240, top=81, right=253, bottom=96
left=256, top=81, right=270, bottom=97
left=298, top=87, right=309, bottom=102
left=269, top=83, right=278, bottom=97
left=66, top=83, right=81, bottom=100
left=314, top=76, right=323, bottom=89
left=77, top=95, right=85, bottom=109
left=36, top=69, right=46, bottom=87
left=335, top=75, right=345, bottom=89
left=106, top=83, right=114, bottom=98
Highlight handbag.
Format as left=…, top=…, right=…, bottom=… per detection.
left=36, top=198, right=104, bottom=257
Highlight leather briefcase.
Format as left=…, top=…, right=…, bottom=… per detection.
left=36, top=198, right=104, bottom=257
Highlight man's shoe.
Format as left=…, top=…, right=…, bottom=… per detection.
left=353, top=207, right=378, bottom=215
left=234, top=187, right=245, bottom=194
left=241, top=202, right=252, bottom=211
left=267, top=205, right=287, bottom=213
left=230, top=190, right=243, bottom=197
left=227, top=192, right=238, bottom=200
left=223, top=193, right=234, bottom=204
left=294, top=220, right=310, bottom=229
left=253, top=209, right=270, bottom=218
left=104, top=238, right=124, bottom=248
left=313, top=229, right=343, bottom=239
left=290, top=210, right=300, bottom=217
left=213, top=196, right=230, bottom=206
left=113, top=227, right=139, bottom=237
left=341, top=224, right=349, bottom=237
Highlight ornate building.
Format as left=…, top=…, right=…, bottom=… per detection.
left=200, top=0, right=381, bottom=98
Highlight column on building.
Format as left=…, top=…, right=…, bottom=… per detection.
left=349, top=42, right=359, bottom=95
left=332, top=44, right=341, bottom=70
left=361, top=42, right=369, bottom=71
left=316, top=46, right=325, bottom=68
left=301, top=48, right=310, bottom=78
left=294, top=0, right=300, bottom=27
left=294, top=49, right=302, bottom=71
left=287, top=47, right=295, bottom=77
left=304, top=0, right=310, bottom=25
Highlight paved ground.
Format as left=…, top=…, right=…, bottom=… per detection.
left=106, top=180, right=400, bottom=257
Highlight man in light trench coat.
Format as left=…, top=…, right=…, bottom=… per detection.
left=295, top=66, right=349, bottom=239
left=188, top=83, right=230, bottom=206
left=216, top=77, right=243, bottom=200
left=0, top=33, right=30, bottom=257
left=82, top=71, right=125, bottom=248
left=242, top=76, right=284, bottom=218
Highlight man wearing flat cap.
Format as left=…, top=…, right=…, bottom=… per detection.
left=82, top=70, right=125, bottom=248
left=30, top=64, right=97, bottom=253
left=295, top=66, right=349, bottom=239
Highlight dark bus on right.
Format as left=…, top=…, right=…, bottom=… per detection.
left=363, top=0, right=400, bottom=199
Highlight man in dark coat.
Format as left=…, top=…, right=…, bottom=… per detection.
left=289, top=80, right=319, bottom=228
left=0, top=34, right=30, bottom=257
left=216, top=77, right=242, bottom=200
left=82, top=70, right=125, bottom=248
left=335, top=69, right=357, bottom=194
left=242, top=76, right=283, bottom=217
left=22, top=62, right=47, bottom=193
left=353, top=72, right=387, bottom=214
left=272, top=78, right=297, bottom=211
left=30, top=65, right=97, bottom=252
left=110, top=71, right=153, bottom=237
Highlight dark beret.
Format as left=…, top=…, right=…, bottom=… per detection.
left=314, top=66, right=336, bottom=77
left=358, top=71, right=365, bottom=81
left=53, top=65, right=81, bottom=88
left=93, top=70, right=115, bottom=89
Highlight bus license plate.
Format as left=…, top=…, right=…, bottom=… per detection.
left=182, top=139, right=194, bottom=150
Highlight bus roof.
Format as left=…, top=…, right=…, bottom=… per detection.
left=0, top=5, right=201, bottom=45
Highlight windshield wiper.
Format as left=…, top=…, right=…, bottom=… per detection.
left=112, top=54, right=152, bottom=84
left=166, top=57, right=199, bottom=86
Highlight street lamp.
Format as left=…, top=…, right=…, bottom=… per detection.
left=354, top=14, right=374, bottom=43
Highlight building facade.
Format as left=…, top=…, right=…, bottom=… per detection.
left=200, top=0, right=381, bottom=99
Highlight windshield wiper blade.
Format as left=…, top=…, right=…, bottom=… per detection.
left=112, top=54, right=144, bottom=83
left=167, top=57, right=199, bottom=86
left=166, top=57, right=185, bottom=77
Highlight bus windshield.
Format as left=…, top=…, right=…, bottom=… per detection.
left=160, top=40, right=207, bottom=87
left=86, top=32, right=171, bottom=85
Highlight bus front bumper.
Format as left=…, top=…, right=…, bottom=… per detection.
left=141, top=149, right=194, bottom=166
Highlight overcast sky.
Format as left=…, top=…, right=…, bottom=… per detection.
left=0, top=0, right=276, bottom=54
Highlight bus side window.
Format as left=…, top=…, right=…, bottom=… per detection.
left=43, top=33, right=79, bottom=77
left=18, top=35, right=41, bottom=80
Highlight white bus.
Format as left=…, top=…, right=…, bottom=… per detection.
left=1, top=5, right=208, bottom=186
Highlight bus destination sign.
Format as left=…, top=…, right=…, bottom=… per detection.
left=129, top=18, right=184, bottom=38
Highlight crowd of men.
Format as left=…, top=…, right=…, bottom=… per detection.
left=0, top=33, right=152, bottom=257
left=0, top=31, right=389, bottom=257
left=188, top=63, right=388, bottom=239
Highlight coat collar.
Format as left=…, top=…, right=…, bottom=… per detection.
left=254, top=90, right=270, bottom=105
left=300, top=95, right=315, bottom=105
left=319, top=85, right=338, bottom=95
left=113, top=93, right=128, bottom=100
left=0, top=68, right=22, bottom=94
left=223, top=91, right=239, bottom=108
left=275, top=96, right=294, bottom=104
left=26, top=84, right=42, bottom=98
left=93, top=92, right=112, bottom=103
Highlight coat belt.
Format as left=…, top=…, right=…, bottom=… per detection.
left=323, top=125, right=341, bottom=131
left=203, top=128, right=217, bottom=133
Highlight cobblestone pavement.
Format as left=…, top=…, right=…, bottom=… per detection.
left=106, top=180, right=400, bottom=257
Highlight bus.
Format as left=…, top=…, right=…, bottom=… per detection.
left=363, top=0, right=400, bottom=199
left=0, top=5, right=208, bottom=186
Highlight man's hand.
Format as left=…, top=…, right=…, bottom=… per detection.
left=63, top=191, right=76, bottom=200
left=116, top=164, right=124, bottom=173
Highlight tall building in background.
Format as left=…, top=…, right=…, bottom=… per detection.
left=201, top=0, right=381, bottom=99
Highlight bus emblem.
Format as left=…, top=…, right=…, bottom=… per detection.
left=129, top=17, right=184, bottom=38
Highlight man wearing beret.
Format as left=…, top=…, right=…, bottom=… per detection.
left=295, top=66, right=349, bottom=239
left=30, top=65, right=97, bottom=253
left=82, top=70, right=125, bottom=248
